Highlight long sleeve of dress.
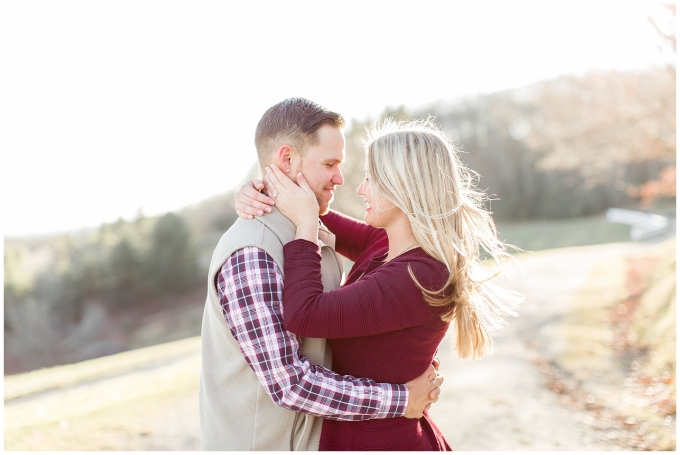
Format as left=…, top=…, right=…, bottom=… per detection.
left=282, top=240, right=447, bottom=339
left=320, top=210, right=386, bottom=262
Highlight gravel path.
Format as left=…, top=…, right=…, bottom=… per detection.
left=6, top=242, right=646, bottom=451
left=429, top=242, right=645, bottom=450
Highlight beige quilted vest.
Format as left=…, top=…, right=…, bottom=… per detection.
left=199, top=208, right=342, bottom=450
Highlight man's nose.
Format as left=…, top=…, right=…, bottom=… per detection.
left=331, top=168, right=344, bottom=186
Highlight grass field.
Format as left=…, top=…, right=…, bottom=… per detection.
left=4, top=337, right=201, bottom=402
left=5, top=338, right=202, bottom=450
left=339, top=215, right=634, bottom=272
left=496, top=215, right=632, bottom=252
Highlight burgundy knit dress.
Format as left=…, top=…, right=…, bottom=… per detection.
left=282, top=210, right=452, bottom=451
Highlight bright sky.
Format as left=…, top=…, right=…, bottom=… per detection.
left=1, top=0, right=671, bottom=237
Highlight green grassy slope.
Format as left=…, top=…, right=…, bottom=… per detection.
left=496, top=215, right=632, bottom=252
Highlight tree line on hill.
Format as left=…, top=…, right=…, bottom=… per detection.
left=4, top=213, right=202, bottom=372
left=4, top=66, right=675, bottom=374
left=331, top=67, right=675, bottom=222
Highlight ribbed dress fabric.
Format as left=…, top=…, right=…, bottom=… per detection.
left=282, top=210, right=453, bottom=451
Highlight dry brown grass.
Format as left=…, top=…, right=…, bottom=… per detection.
left=4, top=337, right=201, bottom=450
left=544, top=237, right=676, bottom=450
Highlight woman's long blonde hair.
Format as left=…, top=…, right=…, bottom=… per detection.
left=364, top=118, right=523, bottom=359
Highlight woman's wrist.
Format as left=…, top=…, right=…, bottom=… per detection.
left=294, top=221, right=319, bottom=242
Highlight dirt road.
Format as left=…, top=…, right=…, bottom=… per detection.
left=429, top=242, right=646, bottom=450
left=5, top=242, right=646, bottom=450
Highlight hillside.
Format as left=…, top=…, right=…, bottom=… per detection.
left=5, top=239, right=675, bottom=450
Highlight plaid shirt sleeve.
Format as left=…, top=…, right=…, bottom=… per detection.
left=217, top=246, right=408, bottom=420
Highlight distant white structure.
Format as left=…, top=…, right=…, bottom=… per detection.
left=606, top=208, right=670, bottom=241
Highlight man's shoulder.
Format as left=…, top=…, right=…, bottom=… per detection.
left=224, top=216, right=266, bottom=235
left=218, top=217, right=265, bottom=245
left=216, top=217, right=274, bottom=256
left=210, top=214, right=290, bottom=275
left=220, top=212, right=292, bottom=243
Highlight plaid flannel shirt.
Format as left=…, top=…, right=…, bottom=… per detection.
left=217, top=246, right=408, bottom=420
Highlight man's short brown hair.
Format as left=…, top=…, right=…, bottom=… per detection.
left=254, top=98, right=345, bottom=164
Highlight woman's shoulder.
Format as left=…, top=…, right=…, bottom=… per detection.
left=392, top=249, right=448, bottom=281
left=398, top=248, right=446, bottom=267
left=387, top=250, right=451, bottom=319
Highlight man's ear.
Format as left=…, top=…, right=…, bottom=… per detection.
left=275, top=145, right=296, bottom=173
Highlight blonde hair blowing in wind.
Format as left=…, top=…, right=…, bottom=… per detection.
left=364, top=118, right=523, bottom=360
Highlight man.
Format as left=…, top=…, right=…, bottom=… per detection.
left=199, top=98, right=441, bottom=451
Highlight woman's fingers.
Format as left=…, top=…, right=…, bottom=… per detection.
left=429, top=375, right=443, bottom=401
left=266, top=165, right=295, bottom=192
left=425, top=364, right=443, bottom=403
left=269, top=164, right=288, bottom=179
left=244, top=184, right=275, bottom=206
left=262, top=166, right=319, bottom=231
left=295, top=172, right=314, bottom=196
left=264, top=166, right=283, bottom=195
left=429, top=386, right=441, bottom=403
left=249, top=178, right=265, bottom=191
left=234, top=180, right=275, bottom=219
left=235, top=202, right=265, bottom=219
left=426, top=364, right=436, bottom=381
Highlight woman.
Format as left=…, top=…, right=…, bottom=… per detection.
left=237, top=119, right=521, bottom=450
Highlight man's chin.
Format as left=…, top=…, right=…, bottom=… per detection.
left=318, top=199, right=333, bottom=216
